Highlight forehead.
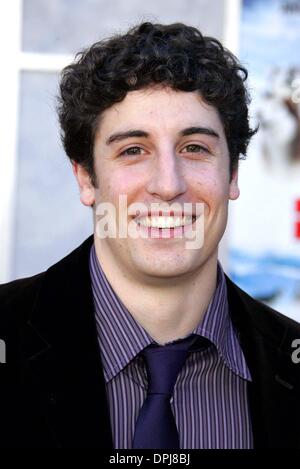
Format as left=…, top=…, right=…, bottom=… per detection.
left=97, top=87, right=225, bottom=138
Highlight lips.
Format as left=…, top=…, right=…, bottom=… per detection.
left=130, top=214, right=200, bottom=241
left=134, top=215, right=195, bottom=229
left=128, top=203, right=204, bottom=238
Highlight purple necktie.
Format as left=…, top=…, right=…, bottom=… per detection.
left=132, top=334, right=198, bottom=449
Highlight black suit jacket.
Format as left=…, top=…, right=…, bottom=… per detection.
left=0, top=235, right=300, bottom=448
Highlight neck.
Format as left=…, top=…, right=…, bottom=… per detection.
left=94, top=238, right=218, bottom=345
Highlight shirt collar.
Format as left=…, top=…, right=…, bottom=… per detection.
left=89, top=244, right=152, bottom=382
left=193, top=265, right=252, bottom=381
left=89, top=244, right=251, bottom=383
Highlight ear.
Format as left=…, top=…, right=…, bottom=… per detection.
left=229, top=168, right=240, bottom=200
left=72, top=161, right=96, bottom=206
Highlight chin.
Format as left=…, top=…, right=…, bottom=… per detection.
left=139, top=267, right=190, bottom=281
left=131, top=252, right=202, bottom=280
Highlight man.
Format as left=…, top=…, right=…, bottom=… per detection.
left=1, top=22, right=300, bottom=449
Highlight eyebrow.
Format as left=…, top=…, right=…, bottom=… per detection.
left=180, top=126, right=220, bottom=139
left=105, top=126, right=220, bottom=145
left=106, top=130, right=149, bottom=145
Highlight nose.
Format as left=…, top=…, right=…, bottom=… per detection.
left=146, top=150, right=186, bottom=201
left=145, top=149, right=187, bottom=201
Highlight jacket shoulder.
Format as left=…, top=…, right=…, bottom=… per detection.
left=0, top=236, right=94, bottom=332
left=0, top=273, right=45, bottom=328
left=226, top=275, right=300, bottom=339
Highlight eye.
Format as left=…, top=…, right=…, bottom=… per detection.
left=119, top=146, right=145, bottom=156
left=182, top=144, right=210, bottom=154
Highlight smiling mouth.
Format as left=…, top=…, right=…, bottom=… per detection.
left=134, top=215, right=197, bottom=229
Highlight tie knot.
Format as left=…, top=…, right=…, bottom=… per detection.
left=142, top=334, right=197, bottom=396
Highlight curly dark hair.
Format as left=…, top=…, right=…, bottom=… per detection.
left=58, top=22, right=257, bottom=185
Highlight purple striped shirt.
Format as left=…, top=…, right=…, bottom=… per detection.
left=89, top=244, right=253, bottom=449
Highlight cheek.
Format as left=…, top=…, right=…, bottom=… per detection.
left=191, top=170, right=230, bottom=202
left=98, top=167, right=145, bottom=201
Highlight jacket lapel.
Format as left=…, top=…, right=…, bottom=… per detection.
left=23, top=236, right=113, bottom=448
left=226, top=276, right=300, bottom=449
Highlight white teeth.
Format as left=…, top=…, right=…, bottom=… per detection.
left=137, top=216, right=194, bottom=228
